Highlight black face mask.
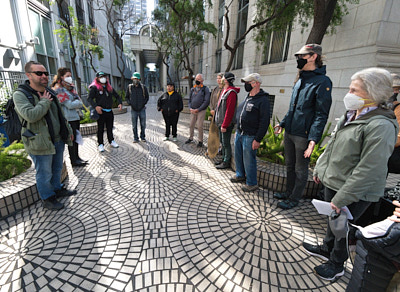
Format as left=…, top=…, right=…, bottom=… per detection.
left=296, top=58, right=308, bottom=69
left=244, top=83, right=253, bottom=92
left=195, top=80, right=201, bottom=85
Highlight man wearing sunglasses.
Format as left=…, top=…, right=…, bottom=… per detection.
left=13, top=61, right=76, bottom=210
left=273, top=44, right=332, bottom=209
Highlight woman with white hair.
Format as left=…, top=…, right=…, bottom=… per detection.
left=302, top=68, right=399, bottom=281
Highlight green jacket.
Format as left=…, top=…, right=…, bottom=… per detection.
left=314, top=108, right=398, bottom=208
left=13, top=84, right=72, bottom=155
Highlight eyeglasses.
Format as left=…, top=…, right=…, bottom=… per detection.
left=29, top=71, right=49, bottom=76
left=296, top=53, right=313, bottom=60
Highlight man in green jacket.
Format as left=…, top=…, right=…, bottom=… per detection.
left=13, top=61, right=75, bottom=210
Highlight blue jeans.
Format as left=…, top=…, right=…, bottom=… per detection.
left=131, top=108, right=146, bottom=140
left=29, top=141, right=65, bottom=200
left=234, top=132, right=257, bottom=186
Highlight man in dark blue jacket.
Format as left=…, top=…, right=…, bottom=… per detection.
left=274, top=44, right=332, bottom=209
left=231, top=73, right=270, bottom=192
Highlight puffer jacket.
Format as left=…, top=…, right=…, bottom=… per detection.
left=157, top=91, right=183, bottom=115
left=280, top=66, right=332, bottom=143
left=314, top=108, right=398, bottom=208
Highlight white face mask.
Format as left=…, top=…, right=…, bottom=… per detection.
left=64, top=76, right=73, bottom=85
left=343, top=93, right=365, bottom=110
left=99, top=77, right=107, bottom=84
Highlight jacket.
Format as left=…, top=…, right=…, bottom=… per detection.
left=157, top=91, right=183, bottom=115
left=210, top=86, right=222, bottom=110
left=13, top=82, right=72, bottom=155
left=215, top=86, right=240, bottom=128
left=314, top=108, right=398, bottom=208
left=127, top=83, right=149, bottom=111
left=188, top=85, right=210, bottom=111
left=88, top=85, right=122, bottom=110
left=236, top=89, right=270, bottom=142
left=280, top=66, right=332, bottom=143
left=54, top=86, right=83, bottom=122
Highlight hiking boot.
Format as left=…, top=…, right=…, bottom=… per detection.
left=98, top=144, right=105, bottom=152
left=55, top=187, right=77, bottom=198
left=43, top=196, right=64, bottom=210
left=110, top=140, right=119, bottom=148
left=302, top=242, right=330, bottom=261
left=277, top=199, right=298, bottom=210
left=197, top=142, right=203, bottom=148
left=163, top=137, right=169, bottom=141
left=314, top=261, right=344, bottom=281
left=216, top=161, right=230, bottom=169
left=242, top=185, right=258, bottom=192
left=185, top=139, right=193, bottom=144
left=172, top=137, right=178, bottom=142
left=230, top=175, right=246, bottom=183
left=273, top=192, right=289, bottom=200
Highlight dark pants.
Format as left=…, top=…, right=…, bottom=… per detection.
left=162, top=112, right=179, bottom=137
left=97, top=111, right=114, bottom=145
left=284, top=133, right=310, bottom=202
left=219, top=124, right=234, bottom=163
left=68, top=120, right=81, bottom=163
left=322, top=187, right=371, bottom=266
left=388, top=147, right=400, bottom=174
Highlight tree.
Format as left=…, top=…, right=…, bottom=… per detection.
left=152, top=0, right=217, bottom=88
left=54, top=2, right=103, bottom=96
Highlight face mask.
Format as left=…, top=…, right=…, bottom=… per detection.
left=195, top=80, right=201, bottom=85
left=343, top=93, right=365, bottom=110
left=244, top=83, right=253, bottom=92
left=64, top=76, right=73, bottom=85
left=296, top=58, right=307, bottom=69
left=132, top=79, right=139, bottom=86
left=99, top=77, right=107, bottom=84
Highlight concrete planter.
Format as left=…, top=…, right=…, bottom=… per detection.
left=112, top=107, right=127, bottom=115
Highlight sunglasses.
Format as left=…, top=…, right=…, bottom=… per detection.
left=30, top=71, right=49, bottom=76
left=296, top=53, right=314, bottom=60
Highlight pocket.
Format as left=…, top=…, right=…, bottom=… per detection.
left=22, top=131, right=53, bottom=151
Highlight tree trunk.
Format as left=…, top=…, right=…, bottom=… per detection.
left=306, top=0, right=338, bottom=44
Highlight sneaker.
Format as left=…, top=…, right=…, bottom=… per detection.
left=214, top=159, right=223, bottom=166
left=141, top=139, right=146, bottom=142
left=242, top=185, right=258, bottom=192
left=172, top=137, right=178, bottom=142
left=133, top=139, right=139, bottom=143
left=110, top=140, right=119, bottom=148
left=197, top=142, right=203, bottom=148
left=277, top=199, right=299, bottom=210
left=55, top=187, right=77, bottom=198
left=230, top=175, right=246, bottom=183
left=98, top=144, right=105, bottom=152
left=185, top=139, right=193, bottom=144
left=43, top=196, right=64, bottom=210
left=302, top=242, right=330, bottom=261
left=273, top=192, right=289, bottom=200
left=163, top=137, right=169, bottom=141
left=216, top=161, right=230, bottom=169
left=314, top=261, right=344, bottom=281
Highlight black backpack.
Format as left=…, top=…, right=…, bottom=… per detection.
left=4, top=88, right=35, bottom=143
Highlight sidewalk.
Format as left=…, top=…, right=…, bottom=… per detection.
left=0, top=103, right=378, bottom=291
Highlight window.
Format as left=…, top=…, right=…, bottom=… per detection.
left=88, top=1, right=95, bottom=27
left=215, top=0, right=224, bottom=73
left=76, top=0, right=85, bottom=26
left=57, top=0, right=70, bottom=22
left=262, top=26, right=291, bottom=65
left=233, top=0, right=249, bottom=70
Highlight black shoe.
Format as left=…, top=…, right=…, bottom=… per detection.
left=55, top=186, right=77, bottom=198
left=230, top=175, right=246, bottom=183
left=197, top=142, right=203, bottom=148
left=214, top=160, right=223, bottom=165
left=43, top=196, right=64, bottom=210
left=216, top=161, right=230, bottom=169
left=273, top=192, right=289, bottom=200
left=71, top=161, right=87, bottom=167
left=185, top=139, right=193, bottom=144
left=314, top=261, right=344, bottom=281
left=76, top=158, right=88, bottom=164
left=277, top=199, right=299, bottom=210
left=302, top=242, right=330, bottom=261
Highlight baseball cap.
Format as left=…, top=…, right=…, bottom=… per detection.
left=392, top=74, right=400, bottom=88
left=224, top=72, right=235, bottom=83
left=132, top=72, right=141, bottom=79
left=241, top=73, right=262, bottom=84
left=295, top=44, right=322, bottom=56
left=96, top=71, right=106, bottom=77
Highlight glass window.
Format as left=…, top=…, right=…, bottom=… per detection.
left=233, top=0, right=248, bottom=70
left=42, top=18, right=55, bottom=57
left=263, top=26, right=291, bottom=65
left=28, top=10, right=45, bottom=55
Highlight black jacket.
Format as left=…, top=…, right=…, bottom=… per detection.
left=88, top=86, right=121, bottom=109
left=127, top=83, right=149, bottom=111
left=157, top=91, right=183, bottom=116
left=236, top=89, right=270, bottom=142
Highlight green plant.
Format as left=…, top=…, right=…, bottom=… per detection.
left=79, top=109, right=96, bottom=124
left=0, top=137, right=31, bottom=182
left=310, top=122, right=331, bottom=167
left=205, top=106, right=211, bottom=121
left=112, top=89, right=126, bottom=108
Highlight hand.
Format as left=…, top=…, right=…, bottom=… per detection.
left=39, top=90, right=52, bottom=101
left=96, top=106, right=103, bottom=114
left=313, top=176, right=321, bottom=184
left=389, top=200, right=400, bottom=222
left=304, top=140, right=316, bottom=158
left=210, top=110, right=215, bottom=116
left=274, top=124, right=282, bottom=134
left=221, top=127, right=227, bottom=133
left=71, top=134, right=74, bottom=141
left=330, top=202, right=341, bottom=214
left=252, top=140, right=260, bottom=150
left=118, top=104, right=122, bottom=111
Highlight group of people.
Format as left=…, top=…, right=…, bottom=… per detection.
left=12, top=41, right=400, bottom=289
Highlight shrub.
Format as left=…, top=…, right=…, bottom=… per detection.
left=0, top=137, right=31, bottom=182
left=205, top=106, right=211, bottom=120
left=79, top=109, right=96, bottom=124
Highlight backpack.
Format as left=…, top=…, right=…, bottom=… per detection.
left=4, top=88, right=35, bottom=143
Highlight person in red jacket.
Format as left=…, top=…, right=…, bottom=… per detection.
left=214, top=72, right=240, bottom=169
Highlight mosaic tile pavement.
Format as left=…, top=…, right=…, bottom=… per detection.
left=1, top=101, right=388, bottom=291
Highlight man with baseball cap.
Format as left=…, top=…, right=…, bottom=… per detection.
left=230, top=73, right=270, bottom=192
left=274, top=43, right=332, bottom=209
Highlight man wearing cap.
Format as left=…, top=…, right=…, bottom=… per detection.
left=185, top=74, right=210, bottom=147
left=231, top=73, right=270, bottom=192
left=389, top=73, right=400, bottom=103
left=274, top=44, right=332, bottom=209
left=127, top=72, right=149, bottom=143
left=214, top=72, right=240, bottom=169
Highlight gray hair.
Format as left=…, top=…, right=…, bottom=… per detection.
left=351, top=68, right=392, bottom=106
left=196, top=74, right=204, bottom=81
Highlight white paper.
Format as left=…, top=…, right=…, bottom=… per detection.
left=311, top=199, right=353, bottom=220
left=75, top=130, right=83, bottom=145
left=350, top=219, right=394, bottom=238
